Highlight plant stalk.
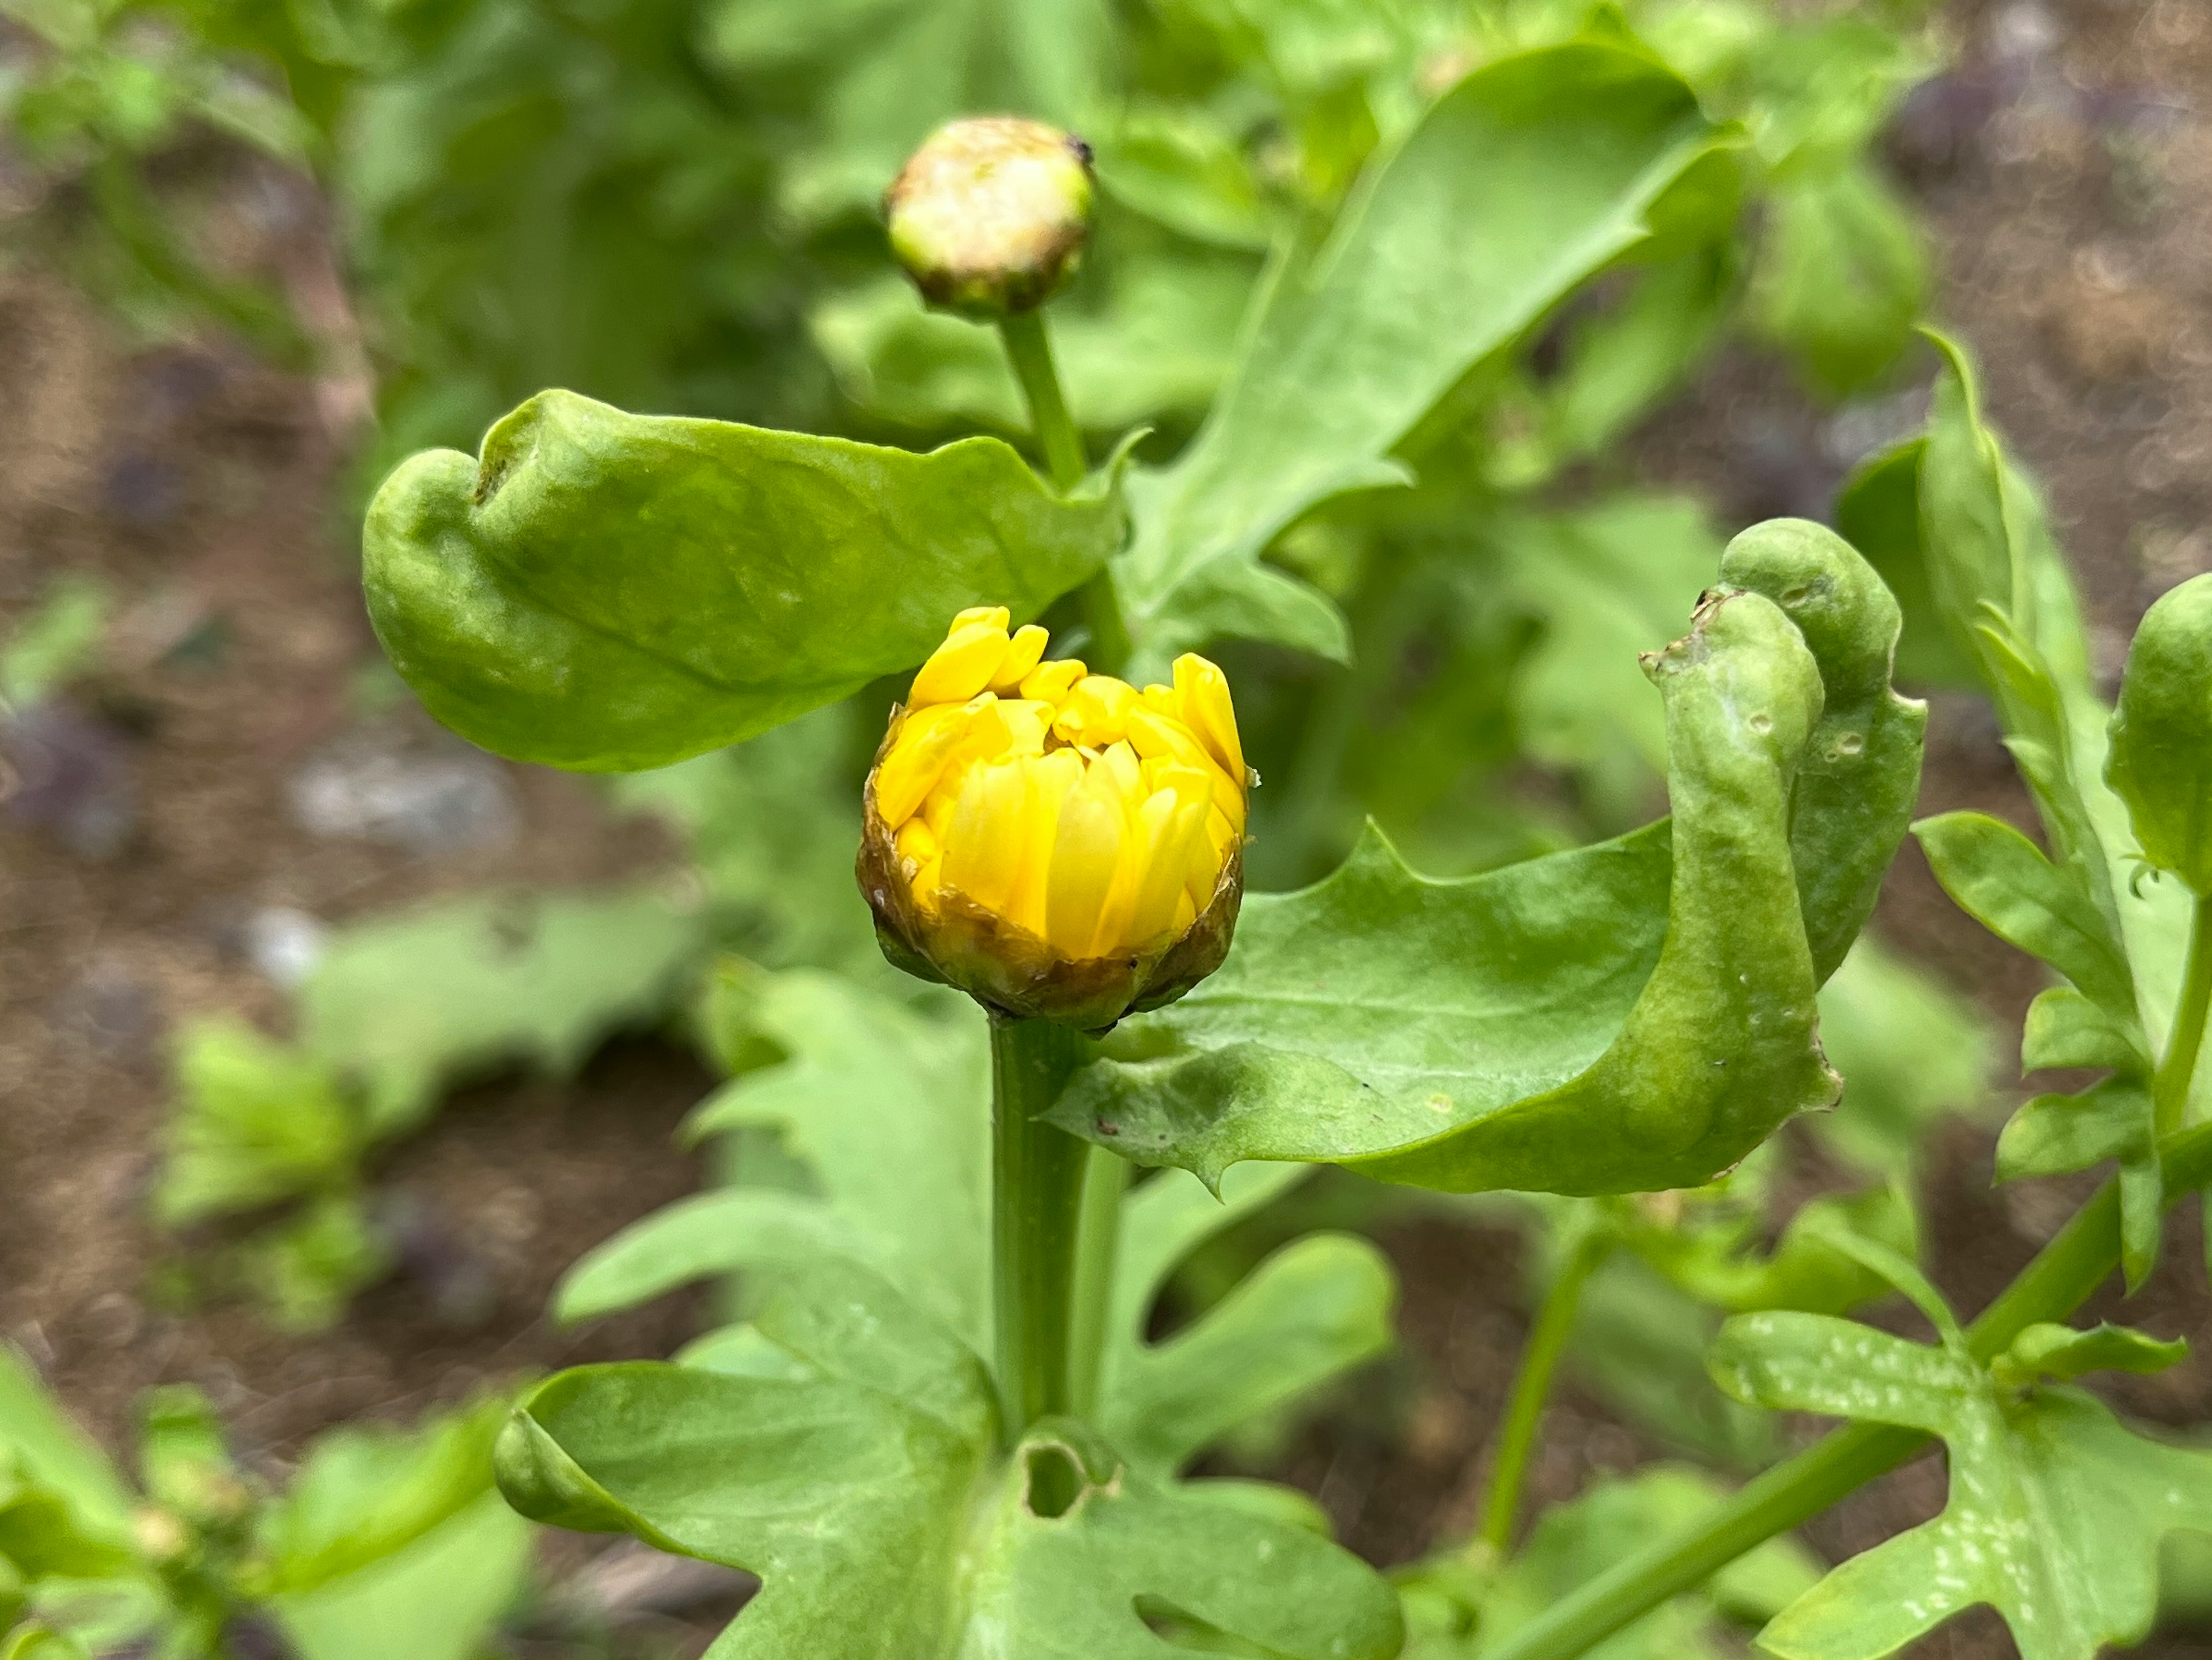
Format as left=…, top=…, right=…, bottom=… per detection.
left=998, top=309, right=1130, bottom=674
left=988, top=1014, right=1091, bottom=1438
left=1067, top=1144, right=1130, bottom=1419
left=999, top=310, right=1085, bottom=491
left=2153, top=893, right=2212, bottom=1138
left=1482, top=1119, right=2212, bottom=1660
left=1479, top=1220, right=1609, bottom=1555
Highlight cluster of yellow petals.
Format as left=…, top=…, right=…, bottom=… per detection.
left=873, top=607, right=1248, bottom=961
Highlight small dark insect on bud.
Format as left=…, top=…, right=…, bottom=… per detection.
left=884, top=117, right=1096, bottom=319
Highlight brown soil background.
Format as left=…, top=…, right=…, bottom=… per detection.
left=2, top=1, right=2210, bottom=1654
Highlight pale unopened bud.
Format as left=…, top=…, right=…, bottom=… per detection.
left=884, top=118, right=1095, bottom=318
left=858, top=607, right=1249, bottom=1031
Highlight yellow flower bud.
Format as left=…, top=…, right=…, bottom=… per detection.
left=859, top=608, right=1251, bottom=1031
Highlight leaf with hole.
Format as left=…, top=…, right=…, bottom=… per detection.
left=499, top=1261, right=1403, bottom=1659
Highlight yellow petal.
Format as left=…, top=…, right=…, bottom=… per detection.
left=988, top=625, right=1051, bottom=693
left=1124, top=706, right=1206, bottom=767
left=998, top=699, right=1052, bottom=755
left=1054, top=675, right=1138, bottom=747
left=1127, top=708, right=1244, bottom=830
left=1205, top=803, right=1239, bottom=861
left=956, top=696, right=1011, bottom=761
left=1128, top=791, right=1205, bottom=948
left=874, top=697, right=986, bottom=827
left=952, top=606, right=1012, bottom=632
left=911, top=621, right=1012, bottom=705
left=912, top=856, right=944, bottom=910
left=1020, top=657, right=1087, bottom=705
left=1185, top=804, right=1237, bottom=910
left=1146, top=762, right=1214, bottom=815
left=1097, top=739, right=1144, bottom=805
left=1046, top=761, right=1127, bottom=958
left=941, top=758, right=1029, bottom=913
left=1005, top=748, right=1084, bottom=937
left=1141, top=683, right=1178, bottom=717
left=895, top=817, right=939, bottom=878
left=1171, top=888, right=1196, bottom=935
left=1173, top=653, right=1245, bottom=783
left=923, top=774, right=962, bottom=840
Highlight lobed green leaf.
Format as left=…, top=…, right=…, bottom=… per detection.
left=1713, top=1301, right=2212, bottom=1660
left=559, top=970, right=991, bottom=1347
left=1999, top=1322, right=2188, bottom=1385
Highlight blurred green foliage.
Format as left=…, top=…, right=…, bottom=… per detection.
left=2, top=0, right=2010, bottom=1579
left=0, top=1349, right=531, bottom=1658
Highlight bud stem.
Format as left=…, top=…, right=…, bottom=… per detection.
left=1476, top=1215, right=1611, bottom=1555
left=2154, top=893, right=2212, bottom=1139
left=989, top=1012, right=1091, bottom=1439
left=999, top=310, right=1086, bottom=491
left=997, top=309, right=1132, bottom=675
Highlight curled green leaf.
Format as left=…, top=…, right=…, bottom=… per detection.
left=1053, top=527, right=1922, bottom=1196
left=364, top=389, right=1126, bottom=772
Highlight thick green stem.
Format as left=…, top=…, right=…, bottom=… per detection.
left=2153, top=894, right=2212, bottom=1138
left=989, top=1014, right=1091, bottom=1438
left=998, top=309, right=1130, bottom=674
left=1067, top=1144, right=1129, bottom=1419
left=1480, top=1223, right=1609, bottom=1554
left=1483, top=1120, right=2212, bottom=1660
